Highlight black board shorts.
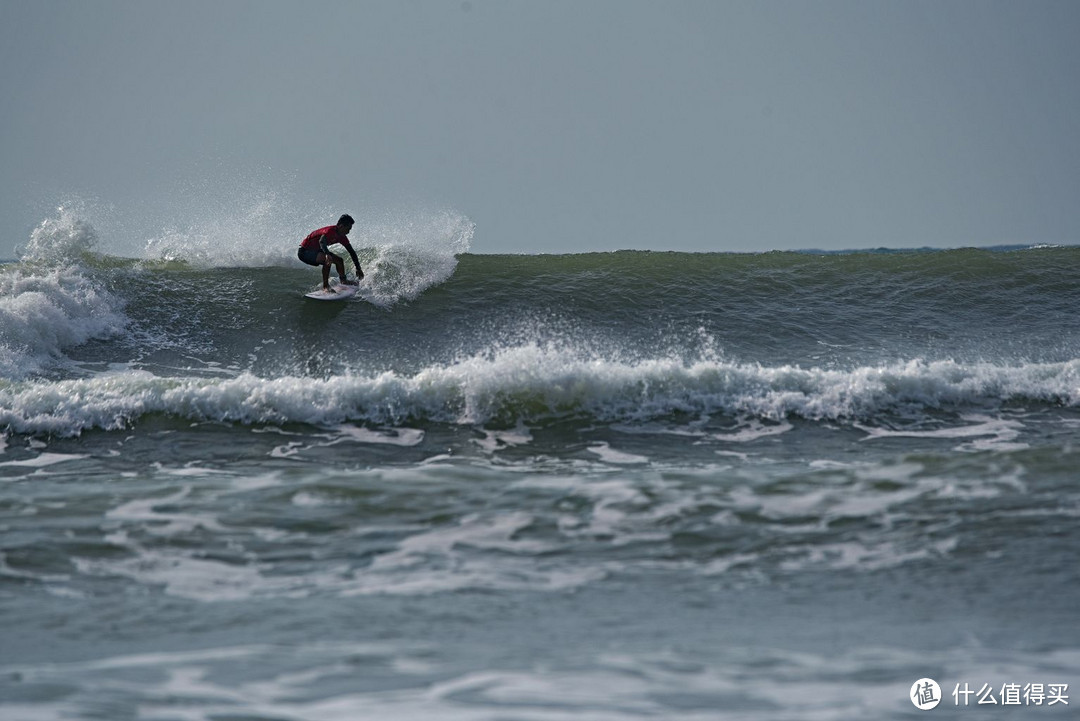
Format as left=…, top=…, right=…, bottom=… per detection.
left=297, top=246, right=322, bottom=266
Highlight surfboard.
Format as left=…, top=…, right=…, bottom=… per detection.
left=304, top=280, right=359, bottom=302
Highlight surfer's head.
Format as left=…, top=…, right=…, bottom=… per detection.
left=337, top=214, right=354, bottom=233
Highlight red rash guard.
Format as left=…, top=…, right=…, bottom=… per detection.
left=300, top=225, right=354, bottom=254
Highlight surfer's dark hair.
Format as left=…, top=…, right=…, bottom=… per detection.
left=338, top=214, right=355, bottom=226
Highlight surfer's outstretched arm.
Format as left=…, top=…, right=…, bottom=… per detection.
left=346, top=246, right=363, bottom=281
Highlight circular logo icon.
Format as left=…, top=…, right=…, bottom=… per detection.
left=911, top=678, right=942, bottom=710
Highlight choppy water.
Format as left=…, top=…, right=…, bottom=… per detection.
left=1, top=208, right=1078, bottom=718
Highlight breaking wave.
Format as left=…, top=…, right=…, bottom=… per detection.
left=3, top=347, right=1078, bottom=436
left=1, top=210, right=127, bottom=379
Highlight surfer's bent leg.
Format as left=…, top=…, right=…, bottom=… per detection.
left=321, top=257, right=332, bottom=290
left=298, top=247, right=333, bottom=290
left=331, top=254, right=347, bottom=283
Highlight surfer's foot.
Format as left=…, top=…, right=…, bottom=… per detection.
left=341, top=279, right=359, bottom=286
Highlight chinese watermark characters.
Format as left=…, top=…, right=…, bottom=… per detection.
left=911, top=679, right=1069, bottom=710
left=911, top=678, right=943, bottom=710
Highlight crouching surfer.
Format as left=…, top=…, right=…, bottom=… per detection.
left=297, top=214, right=364, bottom=292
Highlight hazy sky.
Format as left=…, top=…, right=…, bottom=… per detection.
left=2, top=0, right=1079, bottom=256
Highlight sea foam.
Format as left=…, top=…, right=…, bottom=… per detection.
left=2, top=344, right=1079, bottom=436
left=1, top=211, right=127, bottom=379
left=359, top=209, right=473, bottom=307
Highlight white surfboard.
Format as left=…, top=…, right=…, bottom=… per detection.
left=304, top=280, right=359, bottom=302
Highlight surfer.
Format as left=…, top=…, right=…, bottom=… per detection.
left=297, top=214, right=365, bottom=292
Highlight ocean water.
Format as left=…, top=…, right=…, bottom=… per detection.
left=2, top=208, right=1079, bottom=719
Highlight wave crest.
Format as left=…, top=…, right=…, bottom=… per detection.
left=358, top=209, right=473, bottom=307
left=2, top=212, right=128, bottom=379
left=2, top=349, right=1078, bottom=436
left=18, top=206, right=100, bottom=265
